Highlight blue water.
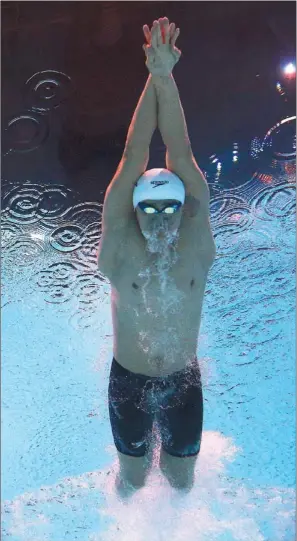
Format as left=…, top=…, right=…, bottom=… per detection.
left=1, top=156, right=296, bottom=540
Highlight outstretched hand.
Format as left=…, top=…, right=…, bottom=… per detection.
left=142, top=17, right=181, bottom=77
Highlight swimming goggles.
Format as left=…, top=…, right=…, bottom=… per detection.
left=138, top=201, right=182, bottom=215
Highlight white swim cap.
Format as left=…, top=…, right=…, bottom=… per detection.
left=133, top=168, right=186, bottom=209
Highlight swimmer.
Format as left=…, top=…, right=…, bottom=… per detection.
left=98, top=17, right=216, bottom=496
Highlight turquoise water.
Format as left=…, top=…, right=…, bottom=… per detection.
left=1, top=160, right=295, bottom=540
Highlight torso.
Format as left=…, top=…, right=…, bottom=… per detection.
left=108, top=216, right=215, bottom=377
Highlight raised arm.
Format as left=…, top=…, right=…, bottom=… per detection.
left=153, top=73, right=191, bottom=158
left=98, top=74, right=157, bottom=277
left=143, top=18, right=210, bottom=210
left=123, top=74, right=157, bottom=155
left=153, top=73, right=210, bottom=208
left=102, top=71, right=158, bottom=225
left=108, top=73, right=157, bottom=192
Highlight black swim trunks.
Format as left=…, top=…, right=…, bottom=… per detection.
left=108, top=357, right=203, bottom=458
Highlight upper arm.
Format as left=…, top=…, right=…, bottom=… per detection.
left=166, top=149, right=216, bottom=263
left=97, top=147, right=149, bottom=277
left=104, top=146, right=150, bottom=226
left=166, top=148, right=210, bottom=209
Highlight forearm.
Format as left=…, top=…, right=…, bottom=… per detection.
left=124, top=74, right=157, bottom=152
left=152, top=74, right=191, bottom=157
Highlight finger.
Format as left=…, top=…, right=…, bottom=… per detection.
left=143, top=25, right=151, bottom=44
left=151, top=20, right=158, bottom=49
left=156, top=21, right=163, bottom=47
left=159, top=18, right=166, bottom=45
left=171, top=28, right=180, bottom=49
left=169, top=22, right=176, bottom=40
left=162, top=17, right=170, bottom=45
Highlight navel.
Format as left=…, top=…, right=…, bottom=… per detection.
left=132, top=282, right=139, bottom=289
left=190, top=278, right=195, bottom=288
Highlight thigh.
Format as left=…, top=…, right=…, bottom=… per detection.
left=108, top=358, right=154, bottom=457
left=157, top=362, right=203, bottom=458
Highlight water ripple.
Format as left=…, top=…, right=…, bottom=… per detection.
left=1, top=222, right=23, bottom=249
left=64, top=202, right=102, bottom=229
left=2, top=185, right=44, bottom=224
left=24, top=70, right=73, bottom=112
left=75, top=272, right=105, bottom=303
left=2, top=174, right=295, bottom=330
left=210, top=194, right=249, bottom=226
left=49, top=224, right=83, bottom=252
left=251, top=183, right=296, bottom=221
left=35, top=262, right=108, bottom=308
left=2, top=112, right=49, bottom=154
left=69, top=305, right=104, bottom=331
left=3, top=236, right=44, bottom=268
left=39, top=187, right=77, bottom=223
left=36, top=262, right=79, bottom=304
left=76, top=222, right=101, bottom=266
left=2, top=184, right=77, bottom=226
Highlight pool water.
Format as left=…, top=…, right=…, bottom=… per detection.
left=1, top=159, right=295, bottom=540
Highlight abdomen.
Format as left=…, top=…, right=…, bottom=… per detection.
left=111, top=292, right=203, bottom=377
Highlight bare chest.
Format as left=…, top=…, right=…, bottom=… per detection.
left=111, top=229, right=208, bottom=317
left=108, top=226, right=211, bottom=375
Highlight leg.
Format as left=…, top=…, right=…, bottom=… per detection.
left=157, top=360, right=203, bottom=491
left=115, top=433, right=156, bottom=498
left=116, top=450, right=151, bottom=491
left=159, top=448, right=198, bottom=491
left=108, top=358, right=155, bottom=495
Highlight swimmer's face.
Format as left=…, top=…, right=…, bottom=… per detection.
left=135, top=199, right=183, bottom=252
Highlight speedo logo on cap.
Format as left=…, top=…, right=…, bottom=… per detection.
left=150, top=180, right=169, bottom=188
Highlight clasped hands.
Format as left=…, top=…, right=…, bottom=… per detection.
left=142, top=17, right=181, bottom=77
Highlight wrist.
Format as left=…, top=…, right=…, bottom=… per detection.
left=151, top=73, right=174, bottom=88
